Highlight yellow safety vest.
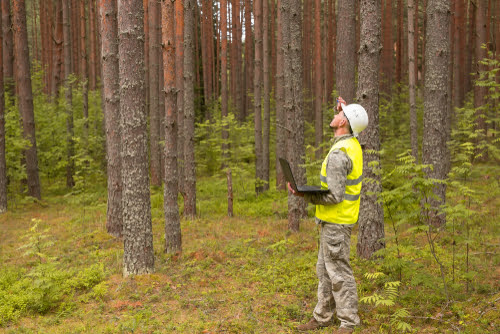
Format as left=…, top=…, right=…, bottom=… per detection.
left=315, top=137, right=363, bottom=224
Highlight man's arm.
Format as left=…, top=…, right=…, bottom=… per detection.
left=304, top=149, right=352, bottom=205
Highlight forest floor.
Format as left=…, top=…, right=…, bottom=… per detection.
left=0, top=170, right=499, bottom=334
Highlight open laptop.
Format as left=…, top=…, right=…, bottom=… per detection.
left=279, top=158, right=329, bottom=194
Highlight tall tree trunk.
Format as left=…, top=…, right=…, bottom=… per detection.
left=262, top=0, right=270, bottom=191
left=71, top=0, right=80, bottom=77
left=80, top=0, right=89, bottom=135
left=357, top=0, right=385, bottom=259
left=162, top=0, right=181, bottom=253
left=270, top=0, right=276, bottom=90
left=232, top=0, right=243, bottom=121
left=423, top=0, right=450, bottom=227
left=464, top=0, right=475, bottom=95
left=283, top=0, right=306, bottom=231
left=244, top=0, right=253, bottom=120
left=62, top=0, right=75, bottom=188
left=175, top=0, right=185, bottom=196
left=326, top=0, right=336, bottom=104
left=13, top=0, right=41, bottom=200
left=2, top=0, right=14, bottom=94
left=39, top=0, right=48, bottom=92
left=254, top=0, right=264, bottom=194
left=453, top=0, right=465, bottom=107
left=118, top=0, right=154, bottom=276
left=475, top=0, right=488, bottom=140
left=314, top=0, right=322, bottom=160
left=184, top=0, right=197, bottom=218
left=336, top=0, right=356, bottom=102
left=99, top=0, right=123, bottom=238
left=89, top=0, right=98, bottom=90
left=148, top=0, right=161, bottom=186
left=52, top=0, right=63, bottom=96
left=221, top=0, right=229, bottom=163
left=302, top=0, right=312, bottom=122
left=396, top=0, right=403, bottom=85
left=408, top=0, right=418, bottom=160
left=381, top=0, right=393, bottom=96
left=0, top=8, right=6, bottom=213
left=275, top=0, right=285, bottom=190
left=200, top=0, right=209, bottom=109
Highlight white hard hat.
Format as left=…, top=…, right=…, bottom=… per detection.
left=341, top=103, right=369, bottom=136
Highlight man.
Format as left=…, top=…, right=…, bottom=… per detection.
left=289, top=97, right=368, bottom=333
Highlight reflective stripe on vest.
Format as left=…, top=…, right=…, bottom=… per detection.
left=315, top=137, right=363, bottom=224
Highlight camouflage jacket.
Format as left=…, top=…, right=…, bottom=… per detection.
left=304, top=134, right=353, bottom=206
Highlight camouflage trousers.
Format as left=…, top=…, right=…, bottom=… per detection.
left=313, top=221, right=360, bottom=329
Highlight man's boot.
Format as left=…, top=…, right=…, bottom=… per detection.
left=297, top=318, right=327, bottom=331
left=332, top=327, right=354, bottom=334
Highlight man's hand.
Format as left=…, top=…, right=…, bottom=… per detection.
left=336, top=96, right=346, bottom=111
left=287, top=182, right=304, bottom=197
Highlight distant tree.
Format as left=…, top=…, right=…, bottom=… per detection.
left=175, top=0, right=185, bottom=195
left=99, top=0, right=123, bottom=238
left=262, top=0, right=270, bottom=192
left=183, top=0, right=197, bottom=218
left=475, top=0, right=488, bottom=141
left=244, top=0, right=254, bottom=119
left=396, top=0, right=403, bottom=85
left=381, top=0, right=393, bottom=95
left=118, top=0, right=154, bottom=275
left=162, top=0, right=181, bottom=253
left=149, top=0, right=161, bottom=186
left=79, top=0, right=89, bottom=134
left=89, top=0, right=98, bottom=90
left=275, top=0, right=285, bottom=190
left=408, top=0, right=418, bottom=160
left=62, top=0, right=75, bottom=188
left=453, top=0, right=465, bottom=108
left=221, top=0, right=229, bottom=162
left=357, top=0, right=385, bottom=259
left=0, top=7, right=6, bottom=213
left=423, top=0, right=450, bottom=227
left=282, top=0, right=306, bottom=231
left=52, top=0, right=64, bottom=96
left=314, top=0, right=322, bottom=159
left=2, top=0, right=14, bottom=94
left=326, top=0, right=336, bottom=104
left=336, top=0, right=356, bottom=102
left=13, top=0, right=41, bottom=200
left=231, top=0, right=243, bottom=121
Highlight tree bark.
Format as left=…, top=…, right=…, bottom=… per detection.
left=52, top=0, right=64, bottom=96
left=0, top=8, right=6, bottom=213
left=183, top=0, right=197, bottom=218
left=275, top=0, right=285, bottom=190
left=62, top=0, right=75, bottom=188
left=283, top=0, right=306, bottom=231
left=13, top=0, right=41, bottom=200
left=336, top=0, right=356, bottom=102
left=357, top=0, right=385, bottom=259
left=89, top=0, right=98, bottom=90
left=474, top=0, right=488, bottom=139
left=244, top=0, right=254, bottom=120
left=162, top=0, right=181, bottom=253
left=254, top=0, right=264, bottom=194
left=314, top=0, right=322, bottom=160
left=452, top=0, right=465, bottom=107
left=2, top=0, right=14, bottom=94
left=118, top=0, right=154, bottom=275
left=408, top=0, right=419, bottom=160
left=175, top=0, right=185, bottom=195
left=232, top=0, right=243, bottom=121
left=396, top=0, right=403, bottom=85
left=262, top=0, right=270, bottom=191
left=326, top=0, right=336, bottom=104
left=80, top=0, right=89, bottom=135
left=423, top=0, right=450, bottom=227
left=148, top=0, right=161, bottom=186
left=221, top=0, right=229, bottom=163
left=99, top=0, right=123, bottom=238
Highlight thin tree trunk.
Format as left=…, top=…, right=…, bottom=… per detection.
left=221, top=0, right=229, bottom=163
left=232, top=0, right=242, bottom=121
left=381, top=0, right=393, bottom=96
left=52, top=0, right=64, bottom=96
left=314, top=0, right=322, bottom=160
left=270, top=0, right=276, bottom=91
left=396, top=0, right=403, bottom=85
left=326, top=0, right=336, bottom=104
left=89, top=0, right=97, bottom=90
left=162, top=0, right=181, bottom=253
left=71, top=0, right=80, bottom=77
left=475, top=0, right=488, bottom=138
left=175, top=0, right=185, bottom=195
left=80, top=0, right=89, bottom=136
left=2, top=0, right=14, bottom=94
left=62, top=0, right=75, bottom=188
left=201, top=0, right=210, bottom=110
left=149, top=0, right=161, bottom=187
left=0, top=7, right=6, bottom=213
left=13, top=0, right=41, bottom=200
left=158, top=7, right=165, bottom=181
left=275, top=0, right=285, bottom=190
left=119, top=0, right=154, bottom=276
left=408, top=0, right=418, bottom=160
left=262, top=0, right=270, bottom=191
left=184, top=0, right=197, bottom=218
left=453, top=0, right=465, bottom=107
left=464, top=0, right=475, bottom=95
left=254, top=0, right=264, bottom=194
left=99, top=0, right=123, bottom=238
left=336, top=0, right=356, bottom=102
left=423, top=0, right=450, bottom=227
left=244, top=0, right=253, bottom=120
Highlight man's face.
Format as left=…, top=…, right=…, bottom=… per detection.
left=330, top=110, right=347, bottom=130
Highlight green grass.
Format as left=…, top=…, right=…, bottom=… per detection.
left=0, top=169, right=498, bottom=334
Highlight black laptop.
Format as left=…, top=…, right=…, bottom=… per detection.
left=279, top=158, right=329, bottom=194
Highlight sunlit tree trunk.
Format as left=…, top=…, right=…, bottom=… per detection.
left=357, top=0, right=385, bottom=259
left=13, top=0, right=41, bottom=200
left=99, top=0, right=123, bottom=237
left=423, top=0, right=450, bottom=227
left=183, top=0, right=197, bottom=218
left=162, top=0, right=181, bottom=253
left=336, top=0, right=356, bottom=102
